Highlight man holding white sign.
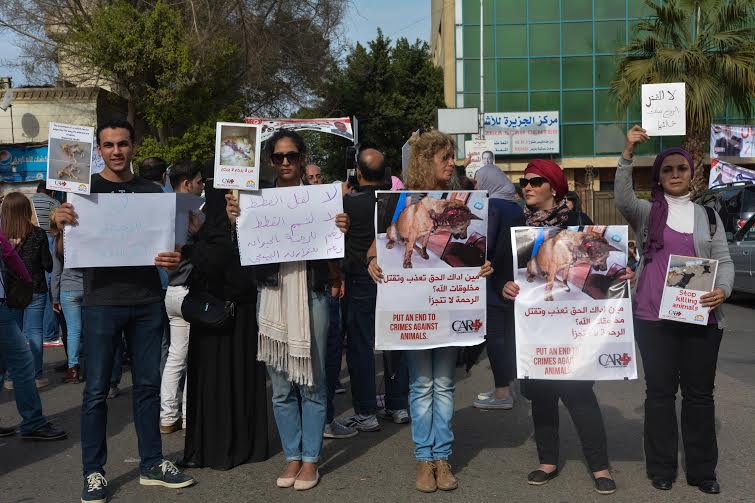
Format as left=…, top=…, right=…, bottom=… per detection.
left=52, top=119, right=195, bottom=503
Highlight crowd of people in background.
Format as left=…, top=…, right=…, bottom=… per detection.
left=0, top=120, right=732, bottom=501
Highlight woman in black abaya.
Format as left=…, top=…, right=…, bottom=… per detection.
left=180, top=169, right=270, bottom=470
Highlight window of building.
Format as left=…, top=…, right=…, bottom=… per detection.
left=498, top=92, right=529, bottom=112
left=530, top=23, right=560, bottom=56
left=498, top=59, right=528, bottom=90
left=563, top=124, right=595, bottom=155
left=596, top=0, right=627, bottom=20
left=496, top=0, right=526, bottom=24
left=596, top=90, right=624, bottom=122
left=595, top=21, right=626, bottom=53
left=628, top=1, right=655, bottom=18
left=496, top=25, right=527, bottom=57
left=563, top=90, right=594, bottom=122
left=595, top=123, right=626, bottom=154
left=463, top=60, right=497, bottom=93
left=531, top=91, right=560, bottom=111
left=463, top=26, right=495, bottom=58
left=595, top=55, right=618, bottom=87
left=563, top=0, right=592, bottom=21
left=530, top=57, right=560, bottom=90
left=563, top=56, right=593, bottom=89
left=528, top=0, right=561, bottom=22
left=563, top=22, right=593, bottom=55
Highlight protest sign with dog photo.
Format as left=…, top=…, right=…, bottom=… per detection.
left=511, top=225, right=637, bottom=380
left=46, top=122, right=94, bottom=194
left=374, top=191, right=488, bottom=350
left=213, top=122, right=262, bottom=191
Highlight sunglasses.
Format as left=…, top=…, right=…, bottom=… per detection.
left=519, top=176, right=548, bottom=188
left=270, top=151, right=302, bottom=165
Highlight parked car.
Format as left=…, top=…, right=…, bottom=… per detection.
left=695, top=181, right=755, bottom=235
left=727, top=213, right=755, bottom=294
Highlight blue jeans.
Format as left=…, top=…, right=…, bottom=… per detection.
left=22, top=292, right=46, bottom=378
left=0, top=303, right=47, bottom=433
left=325, top=290, right=342, bottom=423
left=81, top=303, right=164, bottom=476
left=268, top=291, right=328, bottom=463
left=407, top=347, right=458, bottom=461
left=60, top=290, right=83, bottom=367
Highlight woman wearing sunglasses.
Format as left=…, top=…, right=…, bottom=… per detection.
left=226, top=129, right=348, bottom=491
left=367, top=130, right=493, bottom=493
left=616, top=126, right=733, bottom=495
left=502, top=159, right=631, bottom=495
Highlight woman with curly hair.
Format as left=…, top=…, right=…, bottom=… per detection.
left=367, top=129, right=493, bottom=493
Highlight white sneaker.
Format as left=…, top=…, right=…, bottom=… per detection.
left=477, top=389, right=495, bottom=400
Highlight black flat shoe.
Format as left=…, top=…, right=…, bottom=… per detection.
left=690, top=479, right=720, bottom=494
left=651, top=477, right=673, bottom=490
left=527, top=468, right=559, bottom=486
left=175, top=458, right=200, bottom=469
left=594, top=477, right=616, bottom=495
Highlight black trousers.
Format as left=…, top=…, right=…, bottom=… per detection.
left=634, top=318, right=723, bottom=483
left=486, top=303, right=517, bottom=387
left=524, top=379, right=609, bottom=472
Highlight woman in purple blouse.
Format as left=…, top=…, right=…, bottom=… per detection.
left=615, top=126, right=734, bottom=496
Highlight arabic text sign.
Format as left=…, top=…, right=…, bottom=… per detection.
left=511, top=225, right=637, bottom=380
left=641, top=83, right=686, bottom=136
left=710, top=124, right=755, bottom=158
left=213, top=122, right=262, bottom=191
left=0, top=144, right=47, bottom=182
left=236, top=184, right=344, bottom=266
left=375, top=191, right=488, bottom=350
left=483, top=112, right=559, bottom=155
left=46, top=123, right=94, bottom=195
left=464, top=139, right=495, bottom=178
left=64, top=194, right=176, bottom=268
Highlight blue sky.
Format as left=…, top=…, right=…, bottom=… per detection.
left=0, top=1, right=429, bottom=86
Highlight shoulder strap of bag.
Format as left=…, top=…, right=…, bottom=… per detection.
left=704, top=206, right=717, bottom=238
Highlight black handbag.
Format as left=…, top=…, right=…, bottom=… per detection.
left=0, top=265, right=33, bottom=309
left=181, top=289, right=235, bottom=329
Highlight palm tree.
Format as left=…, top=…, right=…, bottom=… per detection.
left=611, top=0, right=755, bottom=194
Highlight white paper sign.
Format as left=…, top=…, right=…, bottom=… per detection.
left=641, top=83, right=686, bottom=136
left=659, top=255, right=718, bottom=325
left=237, top=184, right=344, bottom=266
left=213, top=122, right=262, bottom=191
left=175, top=193, right=205, bottom=246
left=464, top=139, right=495, bottom=178
left=64, top=193, right=176, bottom=268
left=374, top=191, right=488, bottom=350
left=46, top=122, right=95, bottom=194
left=511, top=225, right=637, bottom=380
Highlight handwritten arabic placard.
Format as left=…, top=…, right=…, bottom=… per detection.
left=483, top=112, right=559, bottom=155
left=64, top=193, right=176, bottom=268
left=510, top=225, right=637, bottom=380
left=374, top=191, right=488, bottom=350
left=641, top=82, right=686, bottom=136
left=236, top=184, right=344, bottom=266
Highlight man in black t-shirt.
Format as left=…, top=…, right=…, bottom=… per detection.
left=53, top=119, right=194, bottom=503
left=341, top=149, right=410, bottom=432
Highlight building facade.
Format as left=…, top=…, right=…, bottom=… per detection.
left=430, top=0, right=751, bottom=194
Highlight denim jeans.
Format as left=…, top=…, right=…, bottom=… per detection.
left=22, top=292, right=46, bottom=378
left=160, top=286, right=189, bottom=427
left=268, top=291, right=328, bottom=463
left=81, top=302, right=164, bottom=476
left=0, top=303, right=48, bottom=433
left=325, top=289, right=342, bottom=423
left=407, top=347, right=458, bottom=461
left=60, top=290, right=83, bottom=368
left=344, top=274, right=378, bottom=415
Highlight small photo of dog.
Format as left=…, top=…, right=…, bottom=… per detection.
left=666, top=256, right=717, bottom=292
left=376, top=191, right=487, bottom=269
left=514, top=226, right=629, bottom=301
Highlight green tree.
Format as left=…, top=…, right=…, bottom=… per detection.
left=307, top=30, right=445, bottom=180
left=611, top=0, right=755, bottom=194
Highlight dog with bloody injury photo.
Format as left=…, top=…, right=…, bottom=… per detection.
left=376, top=191, right=488, bottom=270
left=513, top=226, right=630, bottom=301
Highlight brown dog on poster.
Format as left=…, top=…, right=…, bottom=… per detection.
left=527, top=230, right=619, bottom=301
left=386, top=197, right=481, bottom=268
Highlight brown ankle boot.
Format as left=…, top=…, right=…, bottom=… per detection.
left=434, top=460, right=458, bottom=491
left=63, top=365, right=81, bottom=383
left=415, top=461, right=437, bottom=493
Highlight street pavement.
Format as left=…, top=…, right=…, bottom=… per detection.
left=1, top=296, right=754, bottom=503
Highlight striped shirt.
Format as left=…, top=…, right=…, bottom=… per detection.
left=30, top=193, right=60, bottom=235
